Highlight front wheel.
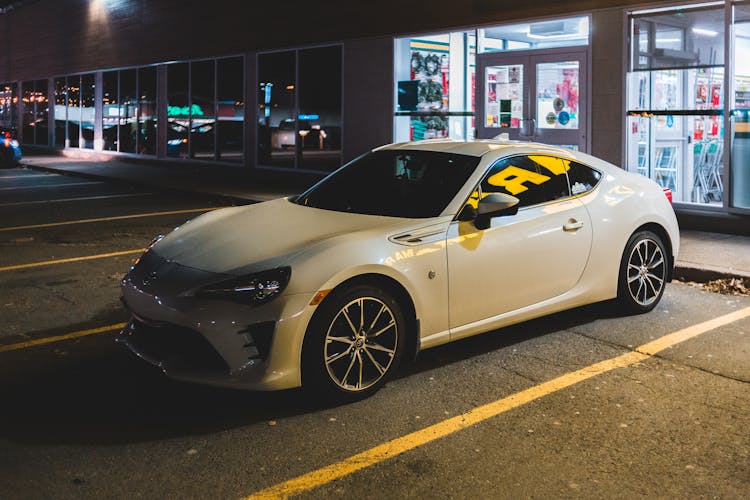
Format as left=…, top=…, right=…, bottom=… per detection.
left=616, top=230, right=669, bottom=314
left=302, top=284, right=406, bottom=403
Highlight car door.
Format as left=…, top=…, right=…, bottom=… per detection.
left=447, top=154, right=592, bottom=338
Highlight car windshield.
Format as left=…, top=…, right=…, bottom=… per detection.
left=295, top=150, right=480, bottom=218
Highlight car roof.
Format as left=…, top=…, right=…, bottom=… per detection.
left=378, top=139, right=578, bottom=158
left=375, top=139, right=621, bottom=175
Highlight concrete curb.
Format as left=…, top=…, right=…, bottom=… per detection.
left=673, top=265, right=750, bottom=283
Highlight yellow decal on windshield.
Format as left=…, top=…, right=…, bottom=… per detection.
left=487, top=165, right=550, bottom=195
left=529, top=156, right=570, bottom=175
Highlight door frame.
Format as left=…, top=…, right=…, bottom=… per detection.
left=476, top=46, right=590, bottom=152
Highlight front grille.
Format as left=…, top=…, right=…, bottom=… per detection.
left=121, top=318, right=229, bottom=373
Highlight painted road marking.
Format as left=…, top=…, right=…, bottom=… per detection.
left=0, top=181, right=104, bottom=191
left=0, top=323, right=127, bottom=353
left=0, top=249, right=144, bottom=272
left=0, top=192, right=155, bottom=207
left=0, top=207, right=224, bottom=232
left=0, top=173, right=55, bottom=179
left=245, top=305, right=750, bottom=500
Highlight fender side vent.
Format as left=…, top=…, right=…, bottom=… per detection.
left=237, top=321, right=276, bottom=361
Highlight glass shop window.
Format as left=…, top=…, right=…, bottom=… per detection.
left=393, top=31, right=476, bottom=142
left=478, top=16, right=589, bottom=53
left=81, top=73, right=95, bottom=149
left=626, top=5, right=725, bottom=206
left=138, top=66, right=157, bottom=156
left=102, top=71, right=119, bottom=151
left=217, top=57, right=244, bottom=162
left=54, top=78, right=66, bottom=147
left=0, top=82, right=17, bottom=131
left=67, top=75, right=80, bottom=148
left=258, top=46, right=342, bottom=171
left=191, top=60, right=216, bottom=160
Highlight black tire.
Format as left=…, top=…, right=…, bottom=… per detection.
left=302, top=284, right=406, bottom=403
left=616, top=230, right=669, bottom=314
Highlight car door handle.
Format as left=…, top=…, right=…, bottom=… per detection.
left=563, top=219, right=584, bottom=232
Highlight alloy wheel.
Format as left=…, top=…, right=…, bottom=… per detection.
left=324, top=297, right=398, bottom=391
left=626, top=237, right=666, bottom=307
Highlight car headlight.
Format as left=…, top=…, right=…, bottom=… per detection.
left=197, top=267, right=291, bottom=306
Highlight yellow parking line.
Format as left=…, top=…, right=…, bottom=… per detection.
left=246, top=305, right=750, bottom=500
left=0, top=249, right=144, bottom=272
left=0, top=323, right=127, bottom=353
left=0, top=207, right=224, bottom=232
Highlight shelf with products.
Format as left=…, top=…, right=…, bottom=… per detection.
left=735, top=74, right=750, bottom=109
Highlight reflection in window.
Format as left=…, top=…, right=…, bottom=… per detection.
left=299, top=46, right=342, bottom=171
left=81, top=74, right=95, bottom=149
left=102, top=71, right=118, bottom=151
left=67, top=75, right=80, bottom=148
left=191, top=60, right=215, bottom=159
left=138, top=67, right=157, bottom=155
left=34, top=79, right=49, bottom=145
left=54, top=78, right=66, bottom=147
left=167, top=63, right=189, bottom=158
left=476, top=155, right=570, bottom=208
left=0, top=83, right=17, bottom=131
left=258, top=51, right=297, bottom=168
left=217, top=57, right=244, bottom=162
left=119, top=69, right=137, bottom=153
left=631, top=8, right=724, bottom=71
left=22, top=81, right=35, bottom=143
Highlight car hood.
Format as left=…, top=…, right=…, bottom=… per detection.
left=152, top=198, right=409, bottom=275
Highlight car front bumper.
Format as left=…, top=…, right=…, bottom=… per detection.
left=119, top=251, right=317, bottom=391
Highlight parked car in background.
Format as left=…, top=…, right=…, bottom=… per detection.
left=0, top=127, right=22, bottom=168
left=120, top=140, right=679, bottom=403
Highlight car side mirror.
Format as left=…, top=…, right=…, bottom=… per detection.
left=475, top=193, right=520, bottom=230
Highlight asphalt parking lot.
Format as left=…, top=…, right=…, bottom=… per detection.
left=1, top=166, right=748, bottom=499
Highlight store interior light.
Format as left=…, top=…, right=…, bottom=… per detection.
left=692, top=27, right=719, bottom=37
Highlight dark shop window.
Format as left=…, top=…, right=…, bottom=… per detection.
left=81, top=73, right=95, bottom=149
left=217, top=57, right=244, bottom=162
left=102, top=71, right=119, bottom=151
left=138, top=66, right=157, bottom=155
left=54, top=78, right=66, bottom=147
left=257, top=50, right=296, bottom=168
left=34, top=79, right=48, bottom=145
left=298, top=46, right=342, bottom=171
left=190, top=59, right=216, bottom=160
left=167, top=63, right=189, bottom=158
left=67, top=75, right=80, bottom=148
left=119, top=69, right=137, bottom=154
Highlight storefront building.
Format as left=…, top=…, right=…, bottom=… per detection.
left=1, top=0, right=749, bottom=230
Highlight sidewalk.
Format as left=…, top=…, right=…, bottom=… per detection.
left=19, top=155, right=750, bottom=282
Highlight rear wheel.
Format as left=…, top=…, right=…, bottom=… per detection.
left=302, top=284, right=405, bottom=403
left=616, top=230, right=668, bottom=314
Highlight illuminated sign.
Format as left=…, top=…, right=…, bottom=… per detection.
left=167, top=104, right=204, bottom=117
left=298, top=114, right=319, bottom=121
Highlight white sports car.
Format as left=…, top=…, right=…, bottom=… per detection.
left=120, top=140, right=679, bottom=402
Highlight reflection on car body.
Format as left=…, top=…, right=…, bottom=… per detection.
left=120, top=140, right=679, bottom=402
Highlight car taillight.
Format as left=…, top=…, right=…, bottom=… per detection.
left=662, top=187, right=673, bottom=204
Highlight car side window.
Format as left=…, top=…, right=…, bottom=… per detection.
left=469, top=155, right=570, bottom=209
left=566, top=160, right=602, bottom=196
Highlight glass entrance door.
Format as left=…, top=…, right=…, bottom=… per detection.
left=477, top=49, right=587, bottom=150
